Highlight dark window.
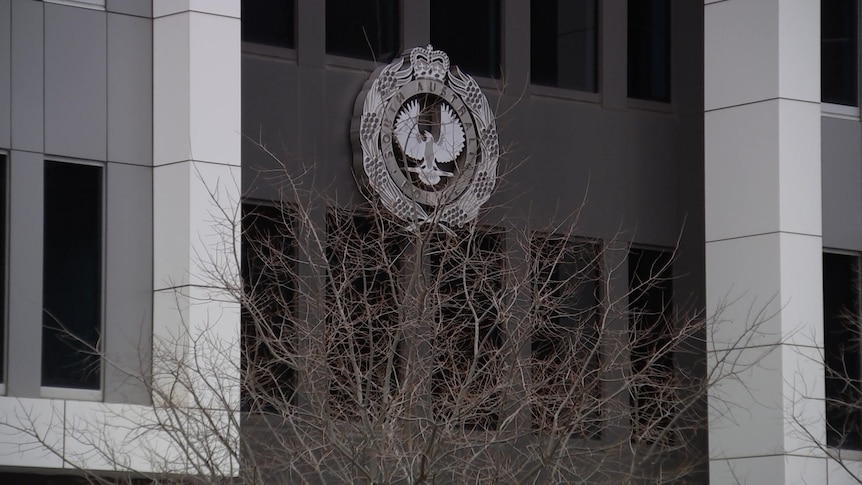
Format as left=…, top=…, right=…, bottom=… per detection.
left=628, top=247, right=674, bottom=445
left=822, top=0, right=859, bottom=106
left=42, top=162, right=102, bottom=390
left=0, top=474, right=90, bottom=485
left=531, top=237, right=602, bottom=439
left=531, top=0, right=599, bottom=92
left=627, top=0, right=671, bottom=102
left=325, top=212, right=404, bottom=420
left=431, top=0, right=501, bottom=79
left=326, top=0, right=400, bottom=61
left=430, top=230, right=504, bottom=430
left=824, top=252, right=862, bottom=450
left=0, top=473, right=151, bottom=485
left=0, top=156, right=5, bottom=386
left=241, top=204, right=297, bottom=414
left=241, top=0, right=295, bottom=49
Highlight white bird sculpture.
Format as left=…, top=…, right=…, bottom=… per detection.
left=394, top=100, right=466, bottom=186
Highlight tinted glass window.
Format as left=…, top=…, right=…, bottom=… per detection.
left=531, top=0, right=599, bottom=92
left=325, top=213, right=404, bottom=420
left=241, top=204, right=297, bottom=413
left=824, top=252, right=862, bottom=450
left=43, top=162, right=102, bottom=390
left=0, top=474, right=91, bottom=485
left=241, top=0, right=295, bottom=49
left=629, top=247, right=673, bottom=445
left=431, top=0, right=501, bottom=79
left=531, top=237, right=602, bottom=439
left=326, top=0, right=400, bottom=61
left=822, top=0, right=859, bottom=106
left=430, top=230, right=504, bottom=430
left=628, top=0, right=671, bottom=102
left=0, top=156, right=5, bottom=385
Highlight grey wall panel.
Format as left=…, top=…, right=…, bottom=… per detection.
left=242, top=59, right=683, bottom=246
left=241, top=57, right=300, bottom=201
left=107, top=0, right=152, bottom=18
left=6, top=151, right=43, bottom=398
left=108, top=13, right=152, bottom=166
left=478, top=93, right=532, bottom=228
left=242, top=1, right=694, bottom=247
left=402, top=0, right=429, bottom=49
left=44, top=4, right=107, bottom=161
left=292, top=66, right=327, bottom=187
left=671, top=0, right=706, bottom=337
left=601, top=0, right=627, bottom=111
left=503, top=0, right=529, bottom=92
left=103, top=163, right=152, bottom=404
left=10, top=0, right=43, bottom=153
left=822, top=117, right=862, bottom=251
left=516, top=98, right=608, bottom=231
left=620, top=110, right=679, bottom=246
left=297, top=0, right=324, bottom=68
left=322, top=67, right=368, bottom=200
left=512, top=98, right=678, bottom=245
left=672, top=0, right=704, bottom=118
left=0, top=1, right=10, bottom=150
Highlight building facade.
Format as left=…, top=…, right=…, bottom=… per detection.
left=0, top=0, right=859, bottom=483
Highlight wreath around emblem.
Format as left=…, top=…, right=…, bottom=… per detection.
left=352, top=45, right=499, bottom=227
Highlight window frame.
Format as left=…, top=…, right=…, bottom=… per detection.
left=430, top=0, right=503, bottom=81
left=428, top=227, right=506, bottom=431
left=324, top=209, right=407, bottom=421
left=240, top=201, right=299, bottom=415
left=626, top=0, right=672, bottom=104
left=627, top=245, right=676, bottom=446
left=530, top=0, right=602, bottom=96
left=324, top=0, right=402, bottom=65
left=240, top=0, right=297, bottom=57
left=822, top=0, right=862, bottom=119
left=240, top=0, right=299, bottom=62
left=0, top=153, right=7, bottom=396
left=529, top=234, right=604, bottom=441
left=43, top=0, right=105, bottom=11
left=823, top=249, right=862, bottom=454
left=40, top=158, right=106, bottom=401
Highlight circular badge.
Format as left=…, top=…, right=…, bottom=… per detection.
left=352, top=45, right=499, bottom=227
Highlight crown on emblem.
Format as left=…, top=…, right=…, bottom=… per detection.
left=410, top=45, right=450, bottom=80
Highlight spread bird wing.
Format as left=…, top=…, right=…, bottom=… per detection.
left=434, top=103, right=465, bottom=164
left=394, top=100, right=425, bottom=161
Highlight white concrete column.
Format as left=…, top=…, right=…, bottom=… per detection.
left=152, top=0, right=241, bottom=414
left=705, top=1, right=823, bottom=483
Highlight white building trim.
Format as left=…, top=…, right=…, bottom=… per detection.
left=705, top=1, right=825, bottom=482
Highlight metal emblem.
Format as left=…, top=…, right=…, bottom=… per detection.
left=352, top=45, right=499, bottom=227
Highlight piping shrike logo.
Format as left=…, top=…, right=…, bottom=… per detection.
left=352, top=45, right=499, bottom=227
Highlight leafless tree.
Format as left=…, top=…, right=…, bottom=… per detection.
left=0, top=172, right=791, bottom=484
left=226, top=184, right=717, bottom=484
left=1, top=82, right=794, bottom=482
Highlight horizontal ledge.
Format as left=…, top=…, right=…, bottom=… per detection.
left=706, top=230, right=822, bottom=244
left=705, top=97, right=820, bottom=114
left=153, top=159, right=240, bottom=169
left=41, top=386, right=103, bottom=401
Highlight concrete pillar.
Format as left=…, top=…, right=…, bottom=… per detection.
left=152, top=0, right=241, bottom=411
left=704, top=1, right=824, bottom=483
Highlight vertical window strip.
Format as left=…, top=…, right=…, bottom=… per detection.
left=824, top=251, right=862, bottom=450
left=241, top=203, right=298, bottom=414
left=822, top=0, right=859, bottom=107
left=628, top=247, right=674, bottom=445
left=530, top=235, right=603, bottom=440
left=42, top=161, right=103, bottom=391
